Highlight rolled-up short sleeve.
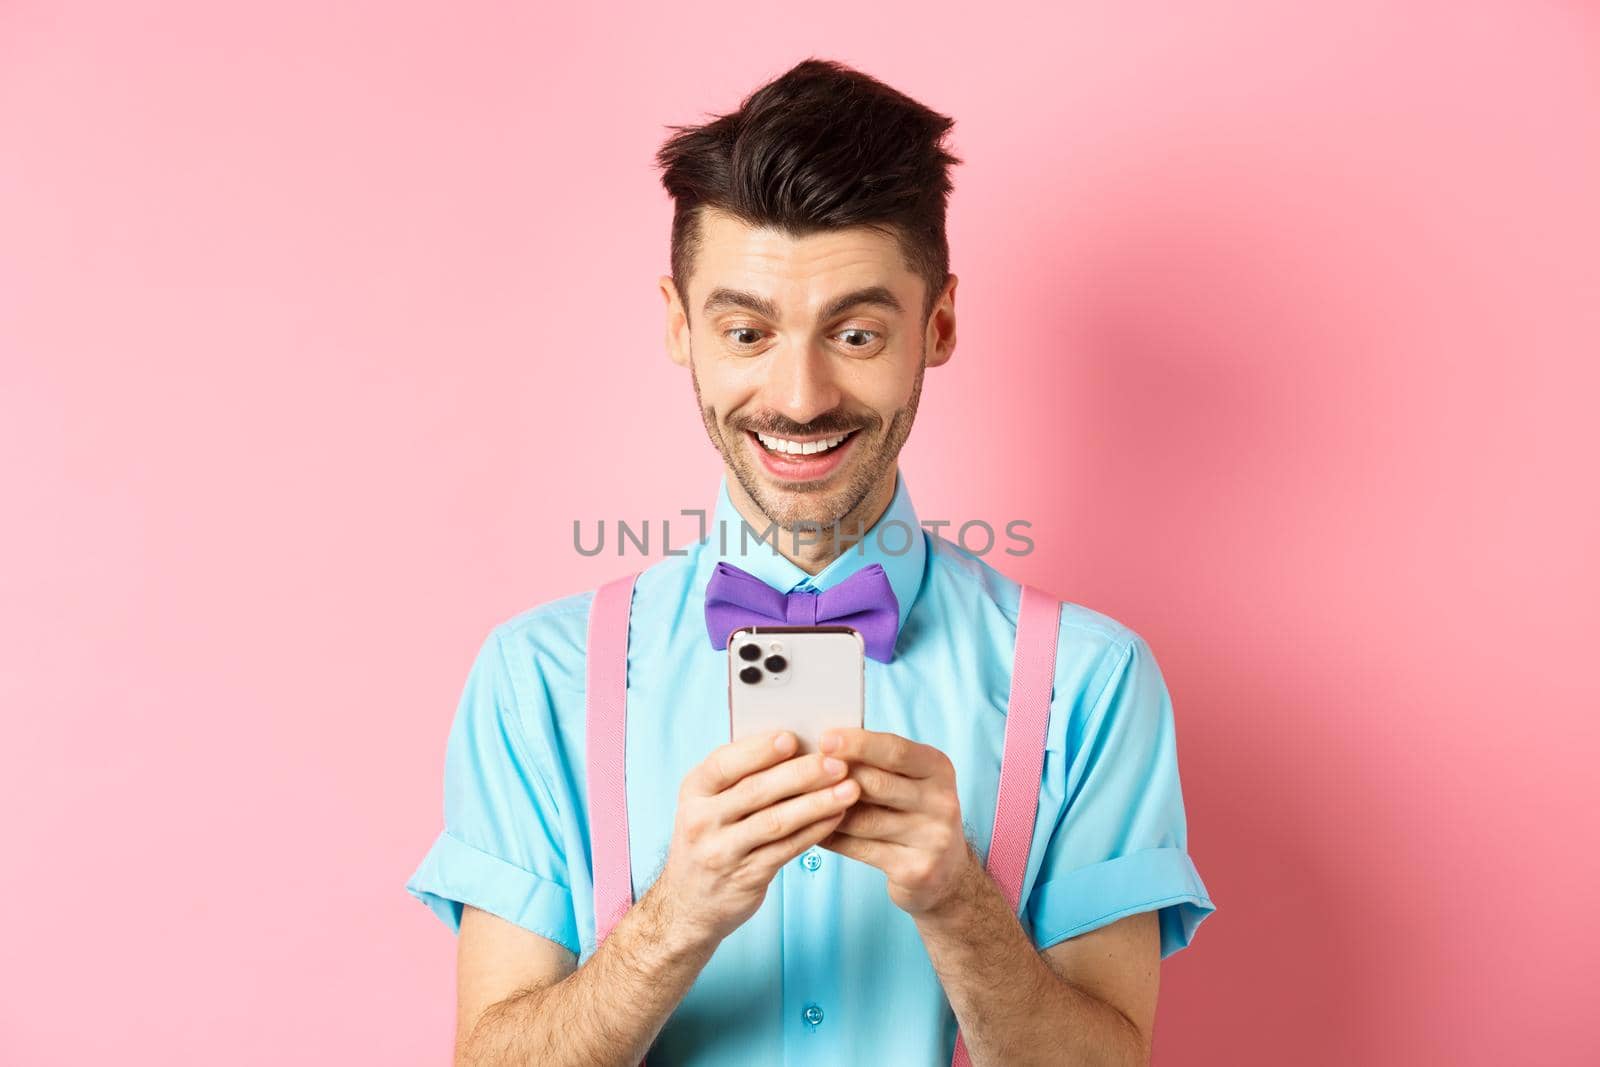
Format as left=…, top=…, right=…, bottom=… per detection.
left=405, top=625, right=579, bottom=954
left=1024, top=632, right=1214, bottom=958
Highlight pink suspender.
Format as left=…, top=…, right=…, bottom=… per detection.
left=584, top=572, right=645, bottom=1067
left=586, top=572, right=640, bottom=948
left=585, top=573, right=1061, bottom=1067
left=949, top=582, right=1060, bottom=1067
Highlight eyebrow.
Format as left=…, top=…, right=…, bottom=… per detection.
left=701, top=285, right=904, bottom=323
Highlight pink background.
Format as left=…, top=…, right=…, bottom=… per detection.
left=3, top=2, right=1597, bottom=1063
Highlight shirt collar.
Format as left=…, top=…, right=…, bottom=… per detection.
left=695, top=469, right=927, bottom=636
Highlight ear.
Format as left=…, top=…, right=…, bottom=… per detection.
left=923, top=272, right=957, bottom=368
left=661, top=274, right=692, bottom=368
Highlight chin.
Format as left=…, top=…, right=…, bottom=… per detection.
left=766, top=477, right=875, bottom=532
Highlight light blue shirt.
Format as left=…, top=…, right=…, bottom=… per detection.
left=407, top=471, right=1213, bottom=1064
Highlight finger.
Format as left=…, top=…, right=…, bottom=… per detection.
left=832, top=801, right=919, bottom=843
left=823, top=728, right=944, bottom=778
left=819, top=829, right=919, bottom=872
left=685, top=729, right=797, bottom=798
left=744, top=808, right=849, bottom=876
left=847, top=763, right=925, bottom=812
left=716, top=751, right=850, bottom=824
left=729, top=776, right=861, bottom=855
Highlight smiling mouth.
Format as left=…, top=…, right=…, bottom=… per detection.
left=751, top=429, right=858, bottom=456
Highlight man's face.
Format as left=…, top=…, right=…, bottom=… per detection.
left=662, top=207, right=955, bottom=533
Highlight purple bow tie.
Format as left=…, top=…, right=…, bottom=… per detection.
left=704, top=561, right=900, bottom=663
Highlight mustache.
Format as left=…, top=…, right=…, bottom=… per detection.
left=729, top=414, right=877, bottom=437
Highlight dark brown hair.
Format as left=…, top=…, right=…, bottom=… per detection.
left=655, top=58, right=962, bottom=326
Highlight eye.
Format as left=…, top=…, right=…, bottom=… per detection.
left=725, top=327, right=764, bottom=348
left=837, top=328, right=880, bottom=348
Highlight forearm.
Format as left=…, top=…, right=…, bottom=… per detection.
left=460, top=882, right=717, bottom=1067
left=914, top=854, right=1148, bottom=1067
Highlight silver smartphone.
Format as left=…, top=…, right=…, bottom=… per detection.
left=727, top=625, right=865, bottom=756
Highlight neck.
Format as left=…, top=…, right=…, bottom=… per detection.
left=725, top=470, right=899, bottom=576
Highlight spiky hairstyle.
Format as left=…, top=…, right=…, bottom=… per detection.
left=655, top=58, right=962, bottom=325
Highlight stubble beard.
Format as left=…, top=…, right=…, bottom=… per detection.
left=689, top=347, right=926, bottom=537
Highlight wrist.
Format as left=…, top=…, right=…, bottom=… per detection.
left=642, top=876, right=722, bottom=961
left=913, top=846, right=989, bottom=929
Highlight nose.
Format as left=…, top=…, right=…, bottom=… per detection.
left=760, top=340, right=843, bottom=427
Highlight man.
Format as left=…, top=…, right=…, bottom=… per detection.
left=407, top=57, right=1213, bottom=1066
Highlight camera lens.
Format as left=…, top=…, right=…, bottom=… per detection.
left=764, top=655, right=787, bottom=673
left=738, top=643, right=762, bottom=662
left=739, top=666, right=762, bottom=684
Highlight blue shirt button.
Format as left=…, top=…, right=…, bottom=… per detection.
left=802, top=849, right=821, bottom=871
left=803, top=1003, right=824, bottom=1027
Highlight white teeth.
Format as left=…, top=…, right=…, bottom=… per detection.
left=756, top=431, right=850, bottom=456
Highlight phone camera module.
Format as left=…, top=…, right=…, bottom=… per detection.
left=738, top=643, right=762, bottom=662
left=763, top=654, right=787, bottom=673
left=738, top=665, right=762, bottom=684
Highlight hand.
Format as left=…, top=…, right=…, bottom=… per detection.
left=817, top=727, right=980, bottom=919
left=655, top=729, right=862, bottom=946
